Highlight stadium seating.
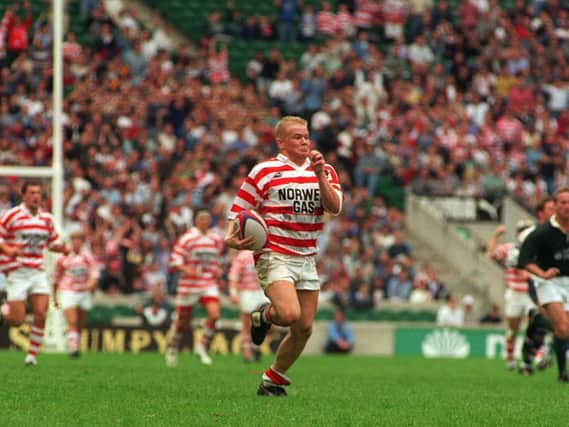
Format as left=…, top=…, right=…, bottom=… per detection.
left=140, top=0, right=334, bottom=80
left=0, top=0, right=93, bottom=45
left=375, top=176, right=406, bottom=211
left=140, top=0, right=521, bottom=81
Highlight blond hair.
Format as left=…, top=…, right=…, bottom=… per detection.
left=274, top=116, right=307, bottom=140
left=554, top=187, right=569, bottom=201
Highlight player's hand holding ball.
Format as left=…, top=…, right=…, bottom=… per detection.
left=225, top=219, right=256, bottom=250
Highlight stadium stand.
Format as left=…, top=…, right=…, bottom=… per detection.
left=2, top=0, right=569, bottom=326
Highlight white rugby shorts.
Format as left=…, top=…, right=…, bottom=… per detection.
left=255, top=252, right=320, bottom=291
left=6, top=268, right=50, bottom=301
left=504, top=288, right=534, bottom=318
left=239, top=289, right=269, bottom=314
left=59, top=290, right=93, bottom=311
left=175, top=287, right=220, bottom=307
left=536, top=277, right=569, bottom=311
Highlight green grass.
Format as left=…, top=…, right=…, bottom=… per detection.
left=0, top=351, right=567, bottom=426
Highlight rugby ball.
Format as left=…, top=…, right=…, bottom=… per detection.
left=235, top=210, right=268, bottom=250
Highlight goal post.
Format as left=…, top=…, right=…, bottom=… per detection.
left=0, top=0, right=64, bottom=228
left=0, top=0, right=66, bottom=353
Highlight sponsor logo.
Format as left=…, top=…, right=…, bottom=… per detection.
left=421, top=329, right=470, bottom=358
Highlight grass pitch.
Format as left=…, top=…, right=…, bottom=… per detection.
left=0, top=351, right=566, bottom=426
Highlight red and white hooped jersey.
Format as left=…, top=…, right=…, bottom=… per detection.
left=354, top=0, right=381, bottom=28
left=54, top=249, right=100, bottom=292
left=0, top=204, right=59, bottom=273
left=229, top=153, right=342, bottom=257
left=316, top=11, right=337, bottom=34
left=493, top=242, right=528, bottom=292
left=228, top=250, right=261, bottom=292
left=170, top=227, right=223, bottom=293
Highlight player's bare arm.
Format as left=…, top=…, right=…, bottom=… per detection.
left=0, top=243, right=19, bottom=258
left=49, top=243, right=70, bottom=255
left=224, top=219, right=256, bottom=250
left=228, top=279, right=239, bottom=305
left=85, top=277, right=98, bottom=293
left=524, top=262, right=560, bottom=280
left=309, top=150, right=341, bottom=215
left=485, top=225, right=506, bottom=258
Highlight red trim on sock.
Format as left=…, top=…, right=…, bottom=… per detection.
left=506, top=337, right=515, bottom=362
left=264, top=368, right=291, bottom=386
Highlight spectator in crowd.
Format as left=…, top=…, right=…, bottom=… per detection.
left=462, top=294, right=477, bottom=323
left=354, top=141, right=385, bottom=197
left=275, top=0, right=299, bottom=43
left=385, top=265, right=413, bottom=301
left=6, top=1, right=32, bottom=60
left=299, top=4, right=317, bottom=42
left=136, top=287, right=173, bottom=327
left=409, top=273, right=434, bottom=304
left=480, top=304, right=503, bottom=324
left=437, top=294, right=465, bottom=327
left=323, top=309, right=354, bottom=354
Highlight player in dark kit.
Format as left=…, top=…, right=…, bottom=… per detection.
left=517, top=197, right=555, bottom=375
left=518, top=188, right=569, bottom=382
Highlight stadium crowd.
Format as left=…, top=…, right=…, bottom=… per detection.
left=2, top=0, right=568, bottom=313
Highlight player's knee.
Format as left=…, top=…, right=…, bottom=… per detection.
left=8, top=318, right=25, bottom=327
left=34, top=312, right=47, bottom=325
left=555, top=323, right=569, bottom=339
left=292, top=324, right=312, bottom=341
left=277, top=307, right=301, bottom=325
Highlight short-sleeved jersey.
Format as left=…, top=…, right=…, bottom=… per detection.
left=170, top=227, right=223, bottom=293
left=54, top=249, right=100, bottom=292
left=229, top=153, right=342, bottom=257
left=0, top=204, right=59, bottom=273
left=228, top=250, right=261, bottom=291
left=493, top=242, right=528, bottom=292
left=518, top=216, right=569, bottom=276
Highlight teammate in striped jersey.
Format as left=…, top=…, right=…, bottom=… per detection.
left=0, top=180, right=69, bottom=366
left=224, top=116, right=343, bottom=396
left=53, top=229, right=100, bottom=358
left=486, top=220, right=535, bottom=370
left=228, top=249, right=269, bottom=362
left=165, top=209, right=224, bottom=367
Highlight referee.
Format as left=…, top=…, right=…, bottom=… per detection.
left=518, top=187, right=569, bottom=383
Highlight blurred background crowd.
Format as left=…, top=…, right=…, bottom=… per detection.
left=1, top=0, right=568, bottom=317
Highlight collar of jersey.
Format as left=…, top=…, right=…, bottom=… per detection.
left=20, top=203, right=39, bottom=218
left=550, top=215, right=569, bottom=234
left=192, top=226, right=209, bottom=236
left=277, top=153, right=310, bottom=169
